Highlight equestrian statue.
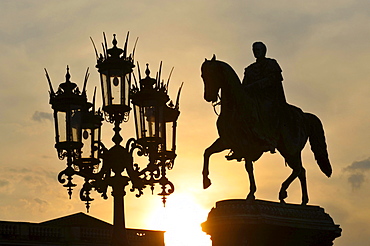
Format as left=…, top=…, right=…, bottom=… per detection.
left=201, top=42, right=332, bottom=205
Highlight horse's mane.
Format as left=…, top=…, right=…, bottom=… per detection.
left=215, top=60, right=242, bottom=86
left=212, top=60, right=256, bottom=114
left=207, top=60, right=248, bottom=107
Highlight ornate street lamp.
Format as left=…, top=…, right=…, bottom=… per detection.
left=131, top=64, right=181, bottom=156
left=46, top=66, right=89, bottom=198
left=77, top=96, right=103, bottom=169
left=131, top=64, right=181, bottom=203
left=95, top=33, right=134, bottom=122
left=132, top=65, right=168, bottom=149
left=47, top=33, right=181, bottom=246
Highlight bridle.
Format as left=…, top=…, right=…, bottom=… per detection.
left=212, top=94, right=221, bottom=116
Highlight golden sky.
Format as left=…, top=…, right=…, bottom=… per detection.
left=0, top=1, right=370, bottom=245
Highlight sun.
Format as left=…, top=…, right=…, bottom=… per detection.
left=147, top=193, right=211, bottom=246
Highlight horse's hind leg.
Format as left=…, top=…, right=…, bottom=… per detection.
left=298, top=167, right=308, bottom=205
left=245, top=160, right=256, bottom=201
left=203, top=138, right=226, bottom=189
left=279, top=154, right=302, bottom=204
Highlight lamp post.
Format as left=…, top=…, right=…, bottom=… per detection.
left=46, top=33, right=181, bottom=246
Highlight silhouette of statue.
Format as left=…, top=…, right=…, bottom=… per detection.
left=201, top=53, right=332, bottom=205
left=241, top=42, right=286, bottom=154
left=243, top=42, right=286, bottom=103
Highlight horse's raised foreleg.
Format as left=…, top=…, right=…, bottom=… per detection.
left=279, top=154, right=302, bottom=204
left=245, top=160, right=256, bottom=201
left=203, top=138, right=227, bottom=189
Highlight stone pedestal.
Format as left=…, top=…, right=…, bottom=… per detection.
left=202, top=199, right=341, bottom=246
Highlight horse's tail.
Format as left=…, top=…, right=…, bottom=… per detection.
left=307, top=113, right=332, bottom=177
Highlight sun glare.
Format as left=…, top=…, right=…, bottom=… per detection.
left=147, top=193, right=211, bottom=246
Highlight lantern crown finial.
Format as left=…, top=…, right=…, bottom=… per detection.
left=112, top=34, right=117, bottom=47
left=58, top=66, right=79, bottom=94
left=138, top=64, right=156, bottom=90
left=145, top=63, right=150, bottom=77
left=66, top=65, right=71, bottom=82
left=107, top=35, right=123, bottom=59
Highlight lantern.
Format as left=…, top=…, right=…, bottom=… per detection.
left=48, top=67, right=87, bottom=159
left=131, top=65, right=169, bottom=149
left=75, top=103, right=103, bottom=173
left=95, top=34, right=135, bottom=119
left=162, top=105, right=180, bottom=160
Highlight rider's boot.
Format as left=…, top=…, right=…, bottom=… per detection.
left=225, top=152, right=243, bottom=162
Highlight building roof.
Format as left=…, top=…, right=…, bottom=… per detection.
left=40, top=212, right=112, bottom=228
left=0, top=212, right=165, bottom=246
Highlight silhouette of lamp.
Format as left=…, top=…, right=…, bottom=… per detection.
left=96, top=34, right=134, bottom=123
left=73, top=97, right=103, bottom=195
left=131, top=64, right=181, bottom=204
left=46, top=66, right=88, bottom=198
left=46, top=33, right=181, bottom=246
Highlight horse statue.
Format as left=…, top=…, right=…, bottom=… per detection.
left=201, top=55, right=332, bottom=205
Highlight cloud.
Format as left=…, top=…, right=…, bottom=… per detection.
left=32, top=111, right=52, bottom=122
left=347, top=173, right=365, bottom=190
left=0, top=180, right=9, bottom=188
left=343, top=158, right=370, bottom=189
left=9, top=168, right=32, bottom=174
left=34, top=198, right=49, bottom=206
left=344, top=158, right=370, bottom=172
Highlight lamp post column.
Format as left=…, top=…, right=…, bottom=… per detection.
left=111, top=183, right=128, bottom=246
left=105, top=118, right=133, bottom=246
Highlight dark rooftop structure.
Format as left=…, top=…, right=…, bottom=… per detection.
left=0, top=212, right=165, bottom=246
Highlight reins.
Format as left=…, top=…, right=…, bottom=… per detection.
left=212, top=94, right=221, bottom=116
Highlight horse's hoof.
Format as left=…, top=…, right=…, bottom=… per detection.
left=279, top=190, right=288, bottom=200
left=203, top=177, right=212, bottom=189
left=301, top=198, right=309, bottom=206
left=246, top=194, right=255, bottom=202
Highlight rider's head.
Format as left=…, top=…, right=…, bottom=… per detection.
left=252, top=42, right=267, bottom=59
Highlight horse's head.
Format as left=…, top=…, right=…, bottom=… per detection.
left=201, top=55, right=222, bottom=103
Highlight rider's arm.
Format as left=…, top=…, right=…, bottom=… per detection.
left=255, top=72, right=282, bottom=88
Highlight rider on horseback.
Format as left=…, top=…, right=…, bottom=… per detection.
left=225, top=42, right=286, bottom=161
left=201, top=52, right=331, bottom=204
left=242, top=42, right=287, bottom=154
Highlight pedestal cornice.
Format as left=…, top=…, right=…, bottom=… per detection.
left=202, top=199, right=341, bottom=246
